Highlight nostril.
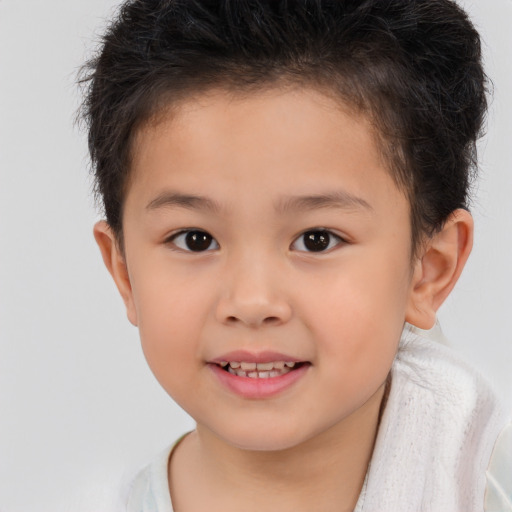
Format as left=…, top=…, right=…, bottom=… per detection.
left=216, top=298, right=292, bottom=327
left=224, top=315, right=282, bottom=327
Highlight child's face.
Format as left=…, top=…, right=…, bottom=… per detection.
left=116, top=88, right=418, bottom=451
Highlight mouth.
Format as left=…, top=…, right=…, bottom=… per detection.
left=216, top=360, right=307, bottom=379
left=209, top=354, right=310, bottom=398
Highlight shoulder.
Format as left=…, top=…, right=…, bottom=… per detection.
left=359, top=325, right=508, bottom=511
left=394, top=325, right=506, bottom=458
left=396, top=325, right=502, bottom=416
left=123, top=445, right=175, bottom=512
left=485, top=422, right=512, bottom=511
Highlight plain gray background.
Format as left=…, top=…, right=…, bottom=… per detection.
left=0, top=1, right=510, bottom=511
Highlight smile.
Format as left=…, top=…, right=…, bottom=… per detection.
left=210, top=357, right=310, bottom=399
left=218, top=361, right=300, bottom=378
left=209, top=350, right=310, bottom=398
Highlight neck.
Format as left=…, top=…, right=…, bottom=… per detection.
left=170, top=381, right=387, bottom=512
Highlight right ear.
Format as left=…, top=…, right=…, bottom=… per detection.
left=93, top=221, right=138, bottom=326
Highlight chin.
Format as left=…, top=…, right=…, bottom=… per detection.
left=212, top=422, right=315, bottom=453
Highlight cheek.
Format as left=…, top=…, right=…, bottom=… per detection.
left=129, top=265, right=214, bottom=383
left=303, top=253, right=410, bottom=381
left=309, top=257, right=410, bottom=330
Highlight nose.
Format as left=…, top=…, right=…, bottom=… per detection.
left=215, top=256, right=293, bottom=328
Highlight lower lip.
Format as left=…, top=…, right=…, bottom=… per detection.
left=209, top=363, right=310, bottom=399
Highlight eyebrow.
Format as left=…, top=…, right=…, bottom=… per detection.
left=146, top=191, right=221, bottom=213
left=276, top=191, right=374, bottom=214
left=145, top=189, right=373, bottom=215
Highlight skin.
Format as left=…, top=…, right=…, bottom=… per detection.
left=95, top=87, right=473, bottom=511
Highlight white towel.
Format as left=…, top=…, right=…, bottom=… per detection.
left=356, top=326, right=506, bottom=512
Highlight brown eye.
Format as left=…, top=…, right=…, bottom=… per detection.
left=292, top=230, right=342, bottom=252
left=171, top=230, right=219, bottom=252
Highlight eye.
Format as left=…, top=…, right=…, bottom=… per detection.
left=291, top=229, right=344, bottom=253
left=168, top=230, right=219, bottom=252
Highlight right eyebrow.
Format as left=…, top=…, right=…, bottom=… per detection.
left=145, top=191, right=221, bottom=213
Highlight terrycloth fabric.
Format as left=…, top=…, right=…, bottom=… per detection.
left=124, top=327, right=508, bottom=512
left=356, top=327, right=506, bottom=511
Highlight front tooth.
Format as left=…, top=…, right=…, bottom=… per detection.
left=240, top=362, right=257, bottom=371
left=229, top=362, right=241, bottom=369
left=258, top=371, right=270, bottom=378
left=247, top=371, right=259, bottom=378
left=256, top=362, right=274, bottom=371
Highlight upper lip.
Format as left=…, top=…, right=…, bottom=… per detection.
left=210, top=350, right=305, bottom=364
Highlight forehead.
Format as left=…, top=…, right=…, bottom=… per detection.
left=127, top=87, right=407, bottom=217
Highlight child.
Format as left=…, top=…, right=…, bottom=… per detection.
left=80, top=0, right=510, bottom=510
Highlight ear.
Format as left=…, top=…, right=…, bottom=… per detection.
left=405, top=209, right=473, bottom=330
left=93, top=221, right=138, bottom=326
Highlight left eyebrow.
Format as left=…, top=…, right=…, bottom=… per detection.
left=275, top=190, right=374, bottom=214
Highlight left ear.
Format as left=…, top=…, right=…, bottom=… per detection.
left=406, top=209, right=473, bottom=330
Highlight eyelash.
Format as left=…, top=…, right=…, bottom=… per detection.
left=165, top=228, right=346, bottom=253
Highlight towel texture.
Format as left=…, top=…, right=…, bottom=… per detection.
left=357, top=327, right=505, bottom=511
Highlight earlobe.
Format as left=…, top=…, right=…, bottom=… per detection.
left=93, top=221, right=138, bottom=326
left=405, top=209, right=473, bottom=330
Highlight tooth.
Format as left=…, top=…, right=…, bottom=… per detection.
left=273, top=361, right=285, bottom=370
left=285, top=362, right=296, bottom=368
left=241, top=362, right=257, bottom=371
left=220, top=361, right=228, bottom=367
left=229, top=362, right=241, bottom=369
left=256, top=362, right=274, bottom=371
left=258, top=371, right=270, bottom=378
left=269, top=371, right=280, bottom=378
left=247, top=371, right=259, bottom=378
left=236, top=370, right=247, bottom=377
left=227, top=366, right=236, bottom=375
